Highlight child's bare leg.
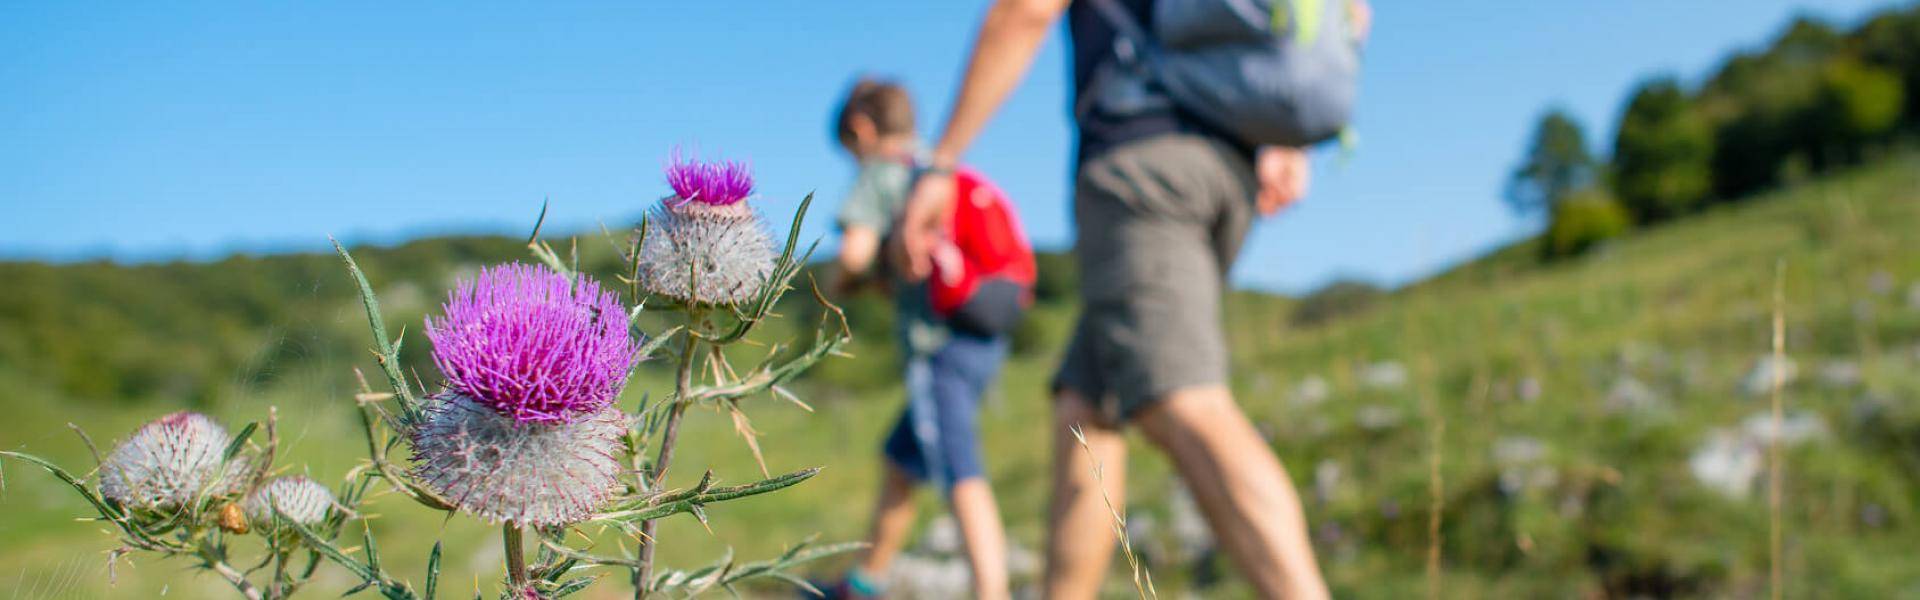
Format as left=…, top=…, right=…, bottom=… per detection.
left=858, top=462, right=918, bottom=578
left=951, top=478, right=1010, bottom=599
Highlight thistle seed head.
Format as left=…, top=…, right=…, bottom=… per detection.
left=426, top=263, right=638, bottom=425
left=98, top=411, right=233, bottom=511
left=409, top=392, right=628, bottom=527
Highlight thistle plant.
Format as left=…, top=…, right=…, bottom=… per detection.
left=1, top=151, right=854, bottom=599
left=1, top=409, right=365, bottom=600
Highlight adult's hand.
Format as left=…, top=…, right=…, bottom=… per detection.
left=892, top=169, right=957, bottom=281
left=1255, top=146, right=1310, bottom=216
left=894, top=0, right=1068, bottom=279
left=1350, top=0, right=1372, bottom=43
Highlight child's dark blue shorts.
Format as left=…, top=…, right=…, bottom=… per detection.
left=882, top=332, right=1008, bottom=490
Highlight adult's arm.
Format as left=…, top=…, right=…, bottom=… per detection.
left=895, top=0, right=1073, bottom=280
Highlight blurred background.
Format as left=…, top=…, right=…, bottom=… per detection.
left=4, top=1, right=1920, bottom=597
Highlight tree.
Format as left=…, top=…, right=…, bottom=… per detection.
left=1852, top=7, right=1920, bottom=126
left=1612, top=77, right=1715, bottom=224
left=1773, top=16, right=1842, bottom=62
left=1506, top=108, right=1596, bottom=216
left=1290, top=278, right=1384, bottom=326
left=1543, top=187, right=1630, bottom=259
left=1816, top=58, right=1904, bottom=162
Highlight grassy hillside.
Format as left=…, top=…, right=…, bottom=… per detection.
left=3, top=153, right=1920, bottom=598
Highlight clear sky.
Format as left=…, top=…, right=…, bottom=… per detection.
left=0, top=1, right=1901, bottom=292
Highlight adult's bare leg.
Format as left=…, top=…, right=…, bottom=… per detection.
left=1043, top=390, right=1128, bottom=599
left=1137, top=385, right=1327, bottom=600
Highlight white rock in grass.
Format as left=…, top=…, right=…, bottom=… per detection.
left=921, top=515, right=962, bottom=555
left=1493, top=436, right=1555, bottom=495
left=1818, top=360, right=1863, bottom=389
left=1516, top=376, right=1544, bottom=403
left=1355, top=405, right=1403, bottom=431
left=1359, top=361, right=1408, bottom=390
left=1005, top=541, right=1042, bottom=579
left=1124, top=509, right=1158, bottom=561
left=1168, top=483, right=1213, bottom=562
left=1290, top=375, right=1331, bottom=408
left=1616, top=342, right=1670, bottom=371
left=1741, top=356, right=1798, bottom=397
left=1313, top=459, right=1343, bottom=503
left=1908, top=282, right=1920, bottom=311
left=1867, top=271, right=1896, bottom=296
left=1689, top=429, right=1761, bottom=499
left=1691, top=412, right=1825, bottom=500
left=887, top=553, right=970, bottom=599
left=1741, top=411, right=1826, bottom=445
left=1605, top=376, right=1662, bottom=414
left=1492, top=436, right=1547, bottom=465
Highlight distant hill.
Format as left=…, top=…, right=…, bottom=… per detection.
left=5, top=153, right=1918, bottom=596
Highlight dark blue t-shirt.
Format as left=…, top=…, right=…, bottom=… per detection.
left=1068, top=0, right=1246, bottom=164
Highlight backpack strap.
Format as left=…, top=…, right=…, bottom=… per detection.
left=1087, top=0, right=1151, bottom=44
left=1075, top=0, right=1159, bottom=121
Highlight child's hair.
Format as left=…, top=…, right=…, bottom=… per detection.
left=834, top=77, right=915, bottom=148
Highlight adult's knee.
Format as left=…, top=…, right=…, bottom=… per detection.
left=1136, top=385, right=1237, bottom=449
left=1052, top=388, right=1103, bottom=429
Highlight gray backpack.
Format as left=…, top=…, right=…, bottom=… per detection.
left=1081, top=0, right=1361, bottom=148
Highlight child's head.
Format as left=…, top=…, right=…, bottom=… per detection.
left=834, top=77, right=915, bottom=159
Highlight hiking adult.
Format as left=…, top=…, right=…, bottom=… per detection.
left=893, top=0, right=1369, bottom=597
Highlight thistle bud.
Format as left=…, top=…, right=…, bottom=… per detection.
left=242, top=475, right=335, bottom=527
left=98, top=411, right=233, bottom=512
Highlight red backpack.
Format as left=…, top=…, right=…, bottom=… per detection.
left=927, top=166, right=1036, bottom=336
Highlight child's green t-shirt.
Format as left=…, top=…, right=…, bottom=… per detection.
left=836, top=157, right=949, bottom=356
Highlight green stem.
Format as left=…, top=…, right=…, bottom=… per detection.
left=199, top=545, right=265, bottom=600
left=595, top=468, right=819, bottom=521
left=504, top=524, right=528, bottom=589
left=636, top=331, right=698, bottom=597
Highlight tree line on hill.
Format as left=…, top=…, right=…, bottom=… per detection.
left=1510, top=7, right=1919, bottom=258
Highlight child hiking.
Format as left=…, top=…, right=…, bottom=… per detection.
left=824, top=78, right=1034, bottom=600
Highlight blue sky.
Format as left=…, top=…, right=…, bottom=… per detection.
left=0, top=1, right=1901, bottom=292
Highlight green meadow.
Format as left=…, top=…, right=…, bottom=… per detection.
left=3, top=153, right=1918, bottom=597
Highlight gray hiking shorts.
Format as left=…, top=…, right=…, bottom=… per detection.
left=1052, top=133, right=1258, bottom=423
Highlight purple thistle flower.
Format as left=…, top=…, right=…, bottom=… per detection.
left=665, top=150, right=754, bottom=206
left=425, top=263, right=637, bottom=425
left=410, top=393, right=628, bottom=526
left=99, top=411, right=233, bottom=511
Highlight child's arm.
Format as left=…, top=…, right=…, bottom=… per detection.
left=833, top=225, right=883, bottom=296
